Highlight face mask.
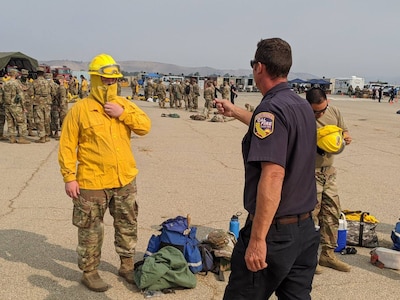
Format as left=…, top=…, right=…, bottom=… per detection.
left=89, top=75, right=118, bottom=105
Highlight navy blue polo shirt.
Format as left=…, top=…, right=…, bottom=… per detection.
left=242, top=82, right=317, bottom=217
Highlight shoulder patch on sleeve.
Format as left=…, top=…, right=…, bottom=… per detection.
left=253, top=112, right=274, bottom=139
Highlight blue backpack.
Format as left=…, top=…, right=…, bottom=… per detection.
left=145, top=216, right=203, bottom=273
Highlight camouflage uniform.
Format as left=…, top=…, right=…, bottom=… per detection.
left=146, top=80, right=154, bottom=99
left=32, top=70, right=51, bottom=141
left=155, top=82, right=167, bottom=108
left=19, top=70, right=34, bottom=135
left=203, top=82, right=215, bottom=118
left=47, top=74, right=59, bottom=138
left=191, top=81, right=200, bottom=110
left=2, top=75, right=28, bottom=141
left=168, top=82, right=175, bottom=108
left=174, top=81, right=183, bottom=108
left=183, top=81, right=192, bottom=110
left=221, top=82, right=230, bottom=100
left=130, top=78, right=138, bottom=98
left=74, top=180, right=139, bottom=272
left=58, top=81, right=68, bottom=129
left=0, top=80, right=6, bottom=139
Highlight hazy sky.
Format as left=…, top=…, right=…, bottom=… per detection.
left=2, top=0, right=399, bottom=82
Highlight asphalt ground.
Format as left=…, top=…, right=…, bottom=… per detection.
left=0, top=88, right=400, bottom=300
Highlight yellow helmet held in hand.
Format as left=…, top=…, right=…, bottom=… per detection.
left=88, top=53, right=123, bottom=78
left=317, top=125, right=345, bottom=154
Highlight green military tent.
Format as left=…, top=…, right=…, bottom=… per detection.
left=0, top=52, right=39, bottom=75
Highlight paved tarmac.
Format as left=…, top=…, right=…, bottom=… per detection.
left=1, top=88, right=400, bottom=300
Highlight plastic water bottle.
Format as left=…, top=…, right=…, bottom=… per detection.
left=334, top=213, right=347, bottom=252
left=229, top=214, right=240, bottom=239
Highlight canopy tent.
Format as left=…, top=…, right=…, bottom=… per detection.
left=307, top=79, right=331, bottom=85
left=145, top=72, right=161, bottom=78
left=288, top=78, right=306, bottom=84
left=0, top=52, right=39, bottom=74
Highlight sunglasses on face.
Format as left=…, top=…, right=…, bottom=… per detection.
left=313, top=103, right=329, bottom=115
left=250, top=59, right=258, bottom=68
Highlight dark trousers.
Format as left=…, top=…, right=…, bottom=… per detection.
left=223, top=216, right=320, bottom=300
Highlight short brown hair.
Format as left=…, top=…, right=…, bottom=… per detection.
left=254, top=38, right=292, bottom=79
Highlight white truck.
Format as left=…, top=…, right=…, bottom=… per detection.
left=333, top=76, right=365, bottom=95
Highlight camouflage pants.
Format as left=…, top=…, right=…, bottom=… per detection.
left=183, top=95, right=192, bottom=109
left=33, top=104, right=51, bottom=137
left=73, top=180, right=139, bottom=272
left=50, top=105, right=60, bottom=132
left=4, top=104, right=28, bottom=137
left=203, top=100, right=213, bottom=118
left=192, top=96, right=198, bottom=109
left=59, top=104, right=68, bottom=128
left=313, top=166, right=341, bottom=249
left=158, top=97, right=166, bottom=108
left=0, top=105, right=5, bottom=136
left=169, top=92, right=175, bottom=108
left=24, top=101, right=34, bottom=131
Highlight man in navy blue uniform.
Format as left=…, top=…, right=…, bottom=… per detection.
left=216, top=38, right=320, bottom=299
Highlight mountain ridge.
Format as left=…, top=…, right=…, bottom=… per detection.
left=39, top=59, right=318, bottom=80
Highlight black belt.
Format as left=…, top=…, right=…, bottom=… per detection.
left=248, top=212, right=311, bottom=225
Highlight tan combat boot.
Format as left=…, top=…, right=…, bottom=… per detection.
left=315, top=264, right=323, bottom=274
left=319, top=247, right=351, bottom=272
left=45, top=136, right=50, bottom=142
left=35, top=137, right=46, bottom=143
left=17, top=137, right=31, bottom=144
left=118, top=256, right=135, bottom=284
left=28, top=129, right=35, bottom=137
left=9, top=136, right=17, bottom=144
left=81, top=270, right=109, bottom=292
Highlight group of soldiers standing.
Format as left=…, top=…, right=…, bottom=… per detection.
left=0, top=66, right=68, bottom=144
left=135, top=77, right=234, bottom=119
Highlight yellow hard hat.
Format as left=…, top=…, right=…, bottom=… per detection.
left=317, top=125, right=345, bottom=154
left=88, top=53, right=123, bottom=78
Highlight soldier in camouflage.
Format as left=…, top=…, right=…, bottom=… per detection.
left=57, top=76, right=68, bottom=134
left=32, top=67, right=51, bottom=143
left=203, top=80, right=215, bottom=119
left=191, top=79, right=200, bottom=110
left=168, top=80, right=175, bottom=108
left=19, top=69, right=35, bottom=136
left=221, top=81, right=230, bottom=100
left=0, top=78, right=7, bottom=140
left=183, top=80, right=192, bottom=110
left=155, top=80, right=167, bottom=108
left=2, top=69, right=30, bottom=144
left=50, top=75, right=66, bottom=139
left=306, top=87, right=352, bottom=273
left=174, top=80, right=183, bottom=108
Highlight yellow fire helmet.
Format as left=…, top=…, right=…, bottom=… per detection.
left=317, top=125, right=345, bottom=154
left=88, top=53, right=123, bottom=79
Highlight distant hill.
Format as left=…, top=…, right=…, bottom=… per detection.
left=39, top=59, right=318, bottom=80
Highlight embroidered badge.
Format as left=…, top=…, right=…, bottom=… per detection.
left=253, top=112, right=274, bottom=139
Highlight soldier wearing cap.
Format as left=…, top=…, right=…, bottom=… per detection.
left=46, top=73, right=59, bottom=139
left=2, top=69, right=30, bottom=144
left=19, top=69, right=35, bottom=136
left=32, top=66, right=51, bottom=143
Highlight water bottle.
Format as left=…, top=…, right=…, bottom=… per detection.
left=229, top=213, right=240, bottom=239
left=334, top=212, right=347, bottom=252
